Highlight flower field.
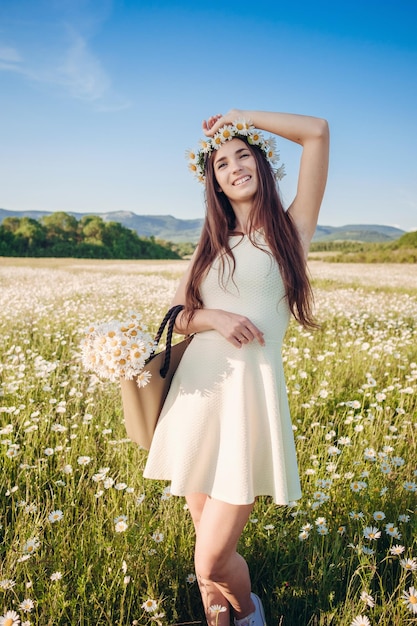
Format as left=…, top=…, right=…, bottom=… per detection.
left=0, top=258, right=416, bottom=626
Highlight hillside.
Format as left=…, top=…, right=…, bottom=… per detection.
left=0, top=208, right=406, bottom=244
left=314, top=224, right=405, bottom=242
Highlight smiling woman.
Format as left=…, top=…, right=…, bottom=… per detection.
left=126, top=108, right=330, bottom=626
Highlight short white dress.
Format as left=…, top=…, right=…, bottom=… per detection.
left=143, top=232, right=302, bottom=505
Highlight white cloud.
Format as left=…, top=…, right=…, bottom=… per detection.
left=0, top=44, right=22, bottom=63
left=0, top=31, right=130, bottom=111
left=57, top=31, right=111, bottom=101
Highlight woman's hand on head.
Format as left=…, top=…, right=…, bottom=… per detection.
left=211, top=309, right=265, bottom=349
left=202, top=109, right=244, bottom=137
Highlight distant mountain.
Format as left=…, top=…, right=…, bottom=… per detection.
left=0, top=208, right=406, bottom=244
left=314, top=224, right=405, bottom=242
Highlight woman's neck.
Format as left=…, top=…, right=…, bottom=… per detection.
left=229, top=200, right=254, bottom=234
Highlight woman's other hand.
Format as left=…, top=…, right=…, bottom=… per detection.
left=211, top=309, right=265, bottom=348
left=202, top=109, right=244, bottom=137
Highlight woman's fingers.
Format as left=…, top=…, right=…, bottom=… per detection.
left=202, top=114, right=223, bottom=135
left=211, top=310, right=265, bottom=347
left=232, top=322, right=264, bottom=348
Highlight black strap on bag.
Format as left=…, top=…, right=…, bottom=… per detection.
left=148, top=305, right=185, bottom=378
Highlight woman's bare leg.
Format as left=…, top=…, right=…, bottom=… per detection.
left=186, top=493, right=256, bottom=626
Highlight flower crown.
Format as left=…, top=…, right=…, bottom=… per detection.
left=186, top=119, right=285, bottom=183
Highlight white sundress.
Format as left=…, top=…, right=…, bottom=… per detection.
left=143, top=231, right=302, bottom=505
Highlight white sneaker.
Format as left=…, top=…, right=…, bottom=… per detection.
left=250, top=593, right=266, bottom=626
left=233, top=593, right=267, bottom=626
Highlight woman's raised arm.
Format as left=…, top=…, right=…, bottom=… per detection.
left=203, top=109, right=330, bottom=254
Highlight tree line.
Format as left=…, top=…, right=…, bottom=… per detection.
left=310, top=230, right=417, bottom=263
left=0, top=212, right=194, bottom=259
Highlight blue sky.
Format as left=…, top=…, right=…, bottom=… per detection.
left=0, top=0, right=416, bottom=231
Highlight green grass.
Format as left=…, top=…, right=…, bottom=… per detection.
left=0, top=260, right=416, bottom=625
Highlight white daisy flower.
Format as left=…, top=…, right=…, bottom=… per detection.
left=142, top=599, right=158, bottom=613
left=373, top=511, right=386, bottom=521
left=0, top=610, right=21, bottom=625
left=185, top=148, right=198, bottom=163
left=115, top=520, right=128, bottom=533
left=48, top=510, right=64, bottom=523
left=23, top=537, right=40, bottom=554
left=360, top=590, right=375, bottom=607
left=0, top=579, right=16, bottom=590
left=233, top=119, right=252, bottom=135
left=209, top=605, right=227, bottom=615
left=402, top=586, right=417, bottom=614
left=137, top=370, right=152, bottom=387
left=350, top=616, right=370, bottom=626
left=363, top=526, right=381, bottom=540
left=77, top=456, right=92, bottom=465
left=247, top=129, right=263, bottom=146
left=19, top=598, right=34, bottom=612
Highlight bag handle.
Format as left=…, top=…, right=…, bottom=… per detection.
left=148, top=305, right=185, bottom=379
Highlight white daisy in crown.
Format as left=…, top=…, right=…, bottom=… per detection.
left=233, top=118, right=252, bottom=135
left=247, top=129, right=263, bottom=146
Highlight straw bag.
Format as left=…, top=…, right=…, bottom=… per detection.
left=120, top=305, right=192, bottom=450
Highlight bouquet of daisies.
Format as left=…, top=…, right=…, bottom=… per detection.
left=80, top=312, right=155, bottom=388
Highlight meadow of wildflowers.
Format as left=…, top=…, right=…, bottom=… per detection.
left=0, top=258, right=416, bottom=626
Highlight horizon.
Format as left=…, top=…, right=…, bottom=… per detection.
left=0, top=206, right=411, bottom=233
left=0, top=0, right=416, bottom=231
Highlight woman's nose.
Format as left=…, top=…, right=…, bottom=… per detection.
left=231, top=159, right=242, bottom=173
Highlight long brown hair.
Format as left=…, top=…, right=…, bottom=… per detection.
left=185, top=137, right=317, bottom=328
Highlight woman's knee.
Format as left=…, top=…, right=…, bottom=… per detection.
left=194, top=548, right=232, bottom=582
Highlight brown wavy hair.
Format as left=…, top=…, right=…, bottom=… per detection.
left=185, top=137, right=317, bottom=328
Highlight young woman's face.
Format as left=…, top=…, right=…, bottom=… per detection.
left=212, top=138, right=258, bottom=205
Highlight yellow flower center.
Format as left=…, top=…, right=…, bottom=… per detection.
left=410, top=594, right=417, bottom=604
left=235, top=123, right=244, bottom=130
left=4, top=619, right=14, bottom=626
left=214, top=136, right=222, bottom=145
left=107, top=331, right=116, bottom=338
left=253, top=133, right=260, bottom=141
left=222, top=129, right=231, bottom=138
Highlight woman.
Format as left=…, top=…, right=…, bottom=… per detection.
left=143, top=109, right=329, bottom=626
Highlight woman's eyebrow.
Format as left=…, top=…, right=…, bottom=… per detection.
left=215, top=148, right=247, bottom=165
